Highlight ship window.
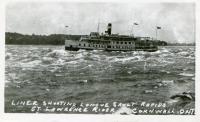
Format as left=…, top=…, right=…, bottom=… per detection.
left=121, top=42, right=123, bottom=44
left=125, top=42, right=127, bottom=44
left=117, top=42, right=119, bottom=44
left=84, top=44, right=86, bottom=46
left=88, top=44, right=90, bottom=47
left=129, top=42, right=131, bottom=44
left=113, top=46, right=115, bottom=48
left=79, top=43, right=81, bottom=46
left=99, top=45, right=101, bottom=47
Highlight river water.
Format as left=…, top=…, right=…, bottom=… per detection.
left=5, top=45, right=195, bottom=114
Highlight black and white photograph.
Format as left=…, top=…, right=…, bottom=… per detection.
left=2, top=0, right=197, bottom=117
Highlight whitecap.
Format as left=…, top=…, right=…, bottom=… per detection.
left=49, top=69, right=57, bottom=73
left=46, top=88, right=50, bottom=91
left=20, top=60, right=41, bottom=68
left=6, top=53, right=12, bottom=60
left=144, top=90, right=153, bottom=93
left=187, top=55, right=195, bottom=59
left=110, top=56, right=139, bottom=63
left=79, top=80, right=88, bottom=83
left=127, top=71, right=132, bottom=74
left=42, top=57, right=54, bottom=64
left=154, top=86, right=158, bottom=89
left=55, top=74, right=63, bottom=77
left=161, top=48, right=170, bottom=53
left=90, top=55, right=101, bottom=61
left=177, top=51, right=189, bottom=56
left=152, top=48, right=169, bottom=55
left=74, top=53, right=84, bottom=59
left=166, top=99, right=180, bottom=105
left=55, top=58, right=65, bottom=65
left=47, top=49, right=69, bottom=57
left=66, top=60, right=78, bottom=64
left=179, top=73, right=194, bottom=77
left=152, top=50, right=161, bottom=54
left=77, top=49, right=86, bottom=53
left=160, top=70, right=170, bottom=74
left=114, top=105, right=133, bottom=115
left=157, top=83, right=163, bottom=87
left=162, top=80, right=174, bottom=84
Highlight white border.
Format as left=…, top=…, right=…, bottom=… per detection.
left=0, top=0, right=199, bottom=122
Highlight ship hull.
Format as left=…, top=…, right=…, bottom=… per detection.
left=65, top=35, right=158, bottom=52
left=65, top=46, right=79, bottom=51
left=65, top=46, right=158, bottom=52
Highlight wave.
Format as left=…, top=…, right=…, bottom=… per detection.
left=41, top=57, right=54, bottom=64
left=5, top=46, right=195, bottom=111
left=114, top=105, right=133, bottom=115
left=161, top=80, right=174, bottom=85
left=179, top=73, right=194, bottom=77
left=167, top=91, right=195, bottom=107
left=55, top=58, right=66, bottom=65
left=5, top=53, right=12, bottom=60
left=110, top=56, right=140, bottom=63
left=46, top=49, right=69, bottom=58
left=20, top=60, right=41, bottom=68
left=177, top=51, right=190, bottom=57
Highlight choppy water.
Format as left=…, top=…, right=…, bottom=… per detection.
left=5, top=45, right=195, bottom=114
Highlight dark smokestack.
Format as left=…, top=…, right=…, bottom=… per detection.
left=105, top=23, right=112, bottom=35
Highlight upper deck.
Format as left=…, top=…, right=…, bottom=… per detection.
left=80, top=32, right=155, bottom=43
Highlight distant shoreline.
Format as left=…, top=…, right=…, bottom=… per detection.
left=6, top=32, right=82, bottom=45
left=5, top=32, right=195, bottom=46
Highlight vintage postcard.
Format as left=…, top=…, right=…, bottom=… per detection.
left=1, top=0, right=200, bottom=121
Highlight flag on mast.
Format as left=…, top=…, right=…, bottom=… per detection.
left=134, top=22, right=139, bottom=25
left=157, top=26, right=161, bottom=29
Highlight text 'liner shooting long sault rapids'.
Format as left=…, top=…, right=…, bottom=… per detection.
left=65, top=23, right=160, bottom=52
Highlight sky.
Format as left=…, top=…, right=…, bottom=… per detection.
left=6, top=2, right=195, bottom=43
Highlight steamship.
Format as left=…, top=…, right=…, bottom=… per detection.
left=65, top=23, right=158, bottom=52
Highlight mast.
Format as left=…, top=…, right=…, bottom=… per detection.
left=97, top=18, right=100, bottom=33
left=131, top=22, right=139, bottom=37
left=156, top=26, right=161, bottom=41
left=97, top=22, right=100, bottom=33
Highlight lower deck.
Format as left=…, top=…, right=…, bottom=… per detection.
left=65, top=45, right=158, bottom=52
left=65, top=40, right=158, bottom=52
